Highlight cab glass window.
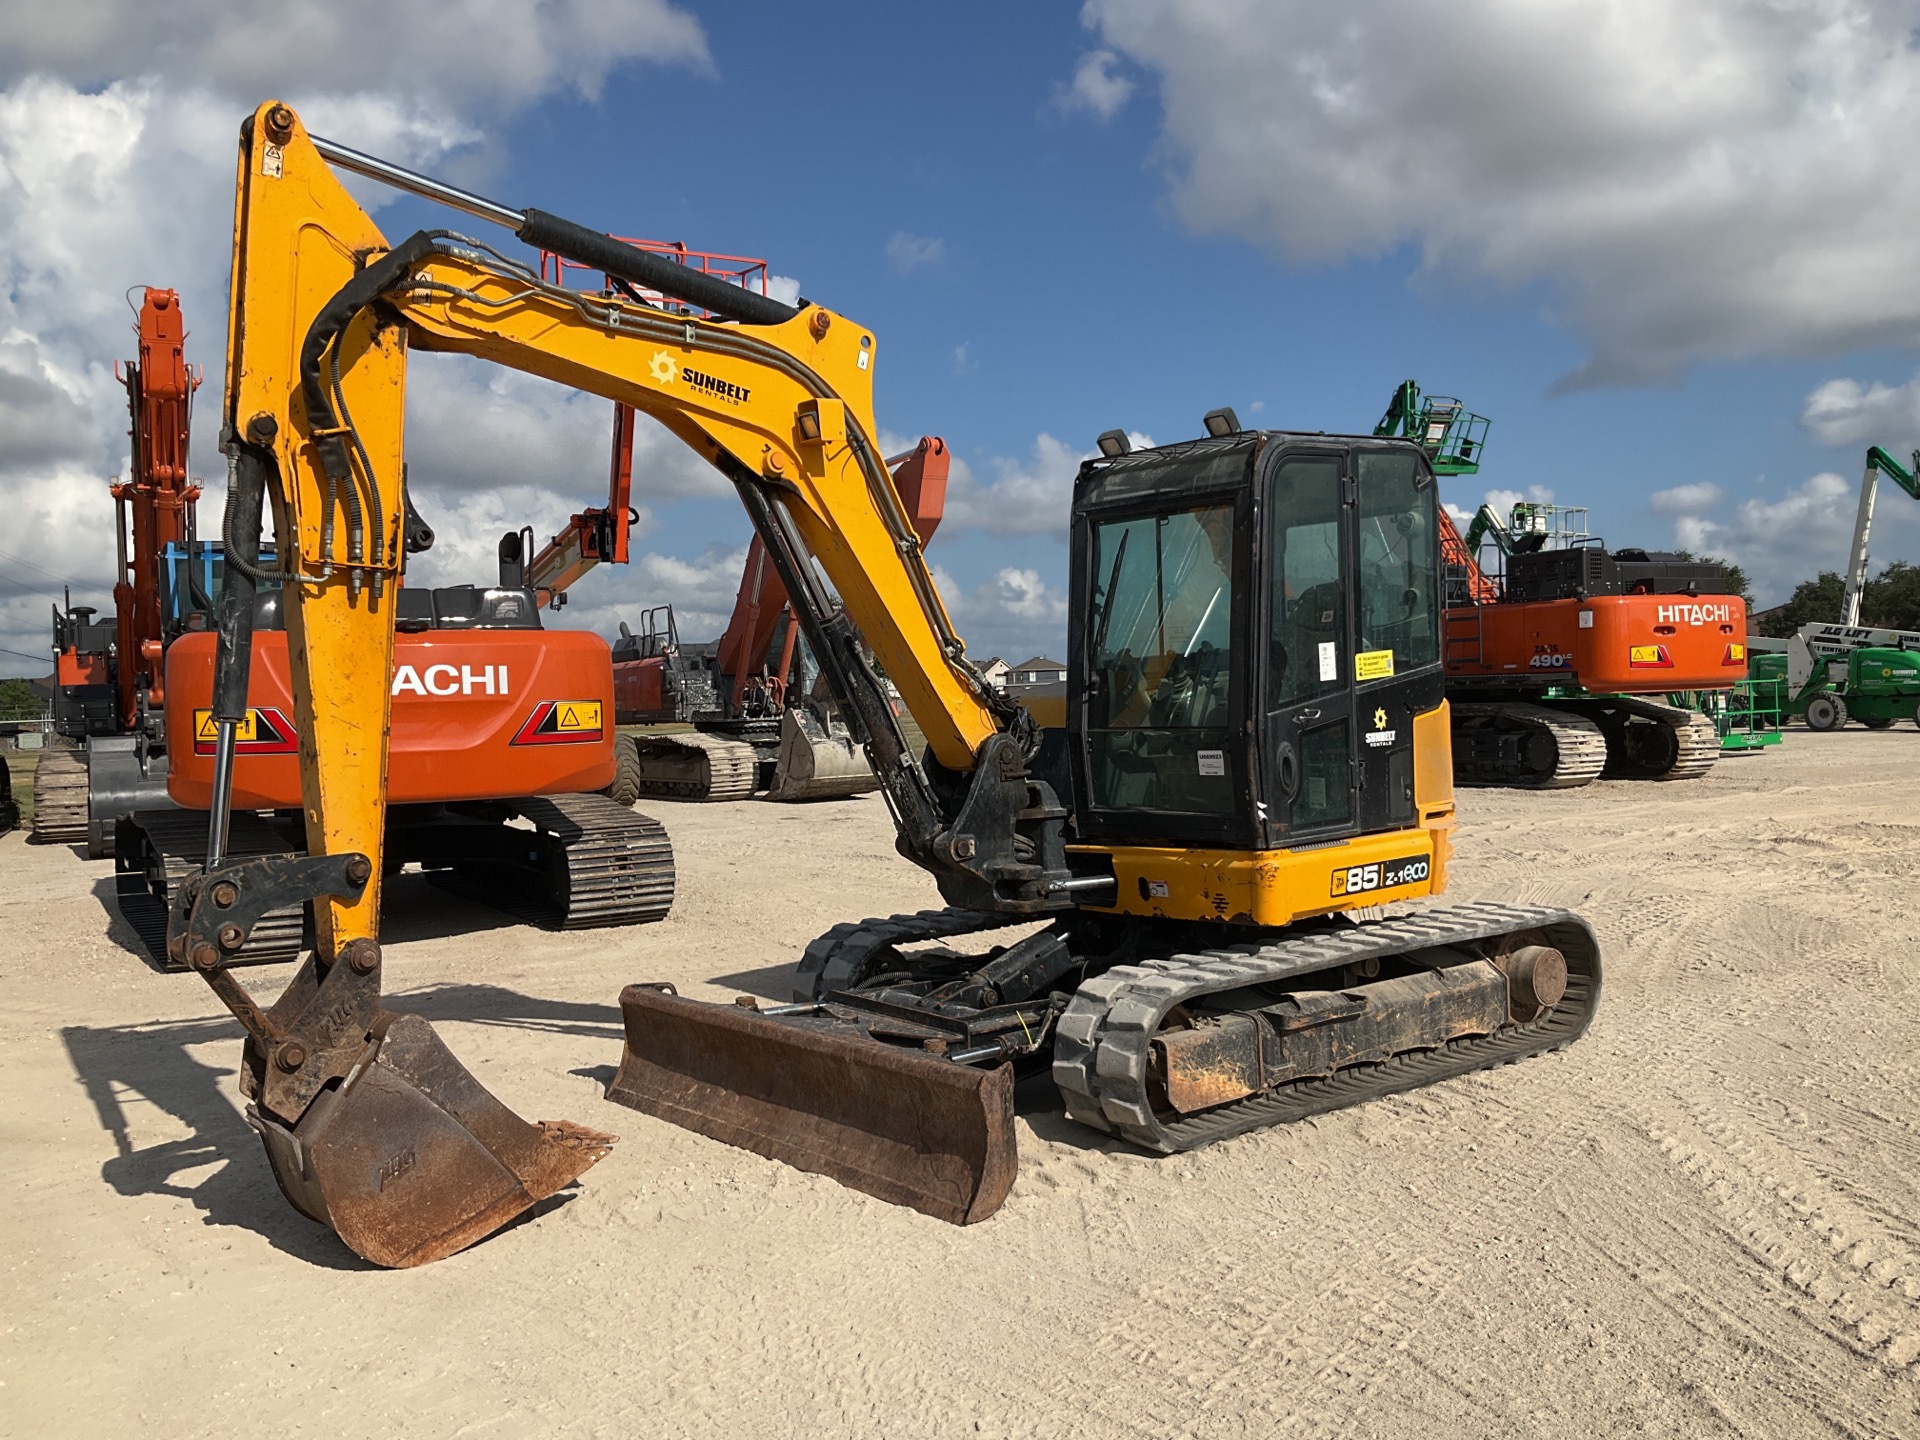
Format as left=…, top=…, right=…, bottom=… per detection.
left=1355, top=451, right=1438, bottom=673
left=1268, top=457, right=1345, bottom=706
left=1085, top=504, right=1237, bottom=814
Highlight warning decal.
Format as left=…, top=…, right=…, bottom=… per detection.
left=1354, top=649, right=1395, bottom=681
left=511, top=699, right=606, bottom=746
left=191, top=707, right=298, bottom=756
left=1629, top=644, right=1674, bottom=668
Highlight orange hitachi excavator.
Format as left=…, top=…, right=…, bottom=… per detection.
left=44, top=293, right=674, bottom=961
left=613, top=434, right=950, bottom=800
left=1376, top=383, right=1748, bottom=788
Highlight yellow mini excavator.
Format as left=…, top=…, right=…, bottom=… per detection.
left=179, top=103, right=1602, bottom=1267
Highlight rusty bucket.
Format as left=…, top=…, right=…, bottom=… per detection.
left=765, top=708, right=879, bottom=802
left=250, top=1012, right=615, bottom=1268
left=607, top=985, right=1015, bottom=1224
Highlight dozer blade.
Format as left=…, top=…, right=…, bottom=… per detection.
left=765, top=708, right=879, bottom=802
left=608, top=985, right=1015, bottom=1224
left=251, top=1012, right=615, bottom=1268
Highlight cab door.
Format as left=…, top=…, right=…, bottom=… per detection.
left=1259, top=451, right=1359, bottom=845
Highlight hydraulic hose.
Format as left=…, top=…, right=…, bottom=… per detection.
left=207, top=444, right=270, bottom=868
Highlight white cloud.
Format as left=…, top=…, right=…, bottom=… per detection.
left=943, top=430, right=1155, bottom=538
left=766, top=273, right=802, bottom=309
left=1648, top=470, right=1863, bottom=602
left=1649, top=481, right=1725, bottom=516
left=1056, top=49, right=1135, bottom=121
left=1801, top=373, right=1920, bottom=449
left=884, top=232, right=945, bottom=274
left=403, top=354, right=728, bottom=503
left=1479, top=484, right=1556, bottom=518
left=0, top=1, right=710, bottom=106
left=0, top=1, right=711, bottom=674
left=932, top=565, right=1069, bottom=663
left=1083, top=0, right=1920, bottom=386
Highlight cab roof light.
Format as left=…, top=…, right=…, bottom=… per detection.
left=1203, top=407, right=1240, bottom=437
left=1096, top=429, right=1131, bottom=458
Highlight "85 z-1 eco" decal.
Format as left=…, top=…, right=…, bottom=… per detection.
left=1329, top=854, right=1430, bottom=897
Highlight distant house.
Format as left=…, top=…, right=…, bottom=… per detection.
left=1005, top=656, right=1067, bottom=692
left=979, top=656, right=1010, bottom=690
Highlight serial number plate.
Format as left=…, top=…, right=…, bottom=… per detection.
left=1329, top=855, right=1430, bottom=897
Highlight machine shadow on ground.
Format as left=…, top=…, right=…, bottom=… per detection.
left=703, top=963, right=801, bottom=1001
left=59, top=985, right=623, bottom=1267
left=91, top=868, right=564, bottom=971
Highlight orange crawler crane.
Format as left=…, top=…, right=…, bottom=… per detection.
left=614, top=434, right=950, bottom=801
left=1379, top=382, right=1748, bottom=788
left=38, top=288, right=203, bottom=854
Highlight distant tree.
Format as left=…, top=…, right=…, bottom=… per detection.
left=1863, top=560, right=1920, bottom=631
left=1754, top=560, right=1920, bottom=636
left=0, top=677, right=37, bottom=717
left=1757, top=572, right=1845, bottom=637
left=1670, top=549, right=1753, bottom=607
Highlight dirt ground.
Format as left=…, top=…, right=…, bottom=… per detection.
left=2, top=733, right=1917, bottom=1438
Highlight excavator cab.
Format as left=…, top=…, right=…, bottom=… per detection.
left=1070, top=431, right=1443, bottom=855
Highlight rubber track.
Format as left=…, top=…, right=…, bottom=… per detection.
left=630, top=732, right=758, bottom=802
left=431, top=792, right=675, bottom=930
left=117, top=809, right=307, bottom=968
left=1450, top=702, right=1608, bottom=789
left=1050, top=901, right=1601, bottom=1153
left=793, top=906, right=1032, bottom=1003
left=1592, top=695, right=1720, bottom=782
left=30, top=748, right=90, bottom=843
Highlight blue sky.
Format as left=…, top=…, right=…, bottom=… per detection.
left=5, top=1, right=1920, bottom=676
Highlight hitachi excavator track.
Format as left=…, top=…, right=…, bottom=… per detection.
left=1449, top=702, right=1608, bottom=788
left=1051, top=902, right=1599, bottom=1153
left=29, top=748, right=90, bottom=844
left=628, top=731, right=759, bottom=802
left=1557, top=695, right=1720, bottom=782
left=425, top=792, right=675, bottom=929
left=117, top=808, right=308, bottom=967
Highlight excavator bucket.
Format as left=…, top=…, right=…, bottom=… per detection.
left=250, top=1012, right=615, bottom=1268
left=608, top=985, right=1016, bottom=1224
left=766, top=708, right=879, bottom=802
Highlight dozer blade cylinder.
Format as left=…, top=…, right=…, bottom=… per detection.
left=608, top=985, right=1015, bottom=1225
left=766, top=708, right=879, bottom=802
left=252, top=1012, right=615, bottom=1268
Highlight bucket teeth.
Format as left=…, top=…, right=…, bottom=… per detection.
left=608, top=984, right=1016, bottom=1225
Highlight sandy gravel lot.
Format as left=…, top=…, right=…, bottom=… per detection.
left=2, top=732, right=1917, bottom=1438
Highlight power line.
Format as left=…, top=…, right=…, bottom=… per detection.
left=0, top=546, right=85, bottom=587
left=0, top=644, right=49, bottom=664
